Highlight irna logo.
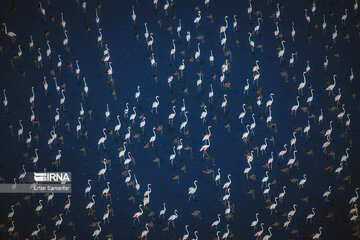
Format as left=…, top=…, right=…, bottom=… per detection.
left=34, top=172, right=71, bottom=182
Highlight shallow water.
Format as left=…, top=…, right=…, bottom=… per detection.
left=0, top=0, right=360, bottom=239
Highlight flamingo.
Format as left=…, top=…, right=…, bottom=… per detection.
left=337, top=104, right=346, bottom=121
left=221, top=94, right=227, bottom=112
left=102, top=204, right=111, bottom=224
left=350, top=68, right=354, bottom=82
left=92, top=222, right=101, bottom=239
left=140, top=223, right=149, bottom=239
left=263, top=183, right=271, bottom=197
left=98, top=161, right=107, bottom=181
left=290, top=132, right=297, bottom=151
left=195, top=42, right=200, bottom=61
left=279, top=186, right=286, bottom=203
left=202, top=126, right=212, bottom=142
left=223, top=174, right=232, bottom=189
left=244, top=79, right=250, bottom=95
left=159, top=203, right=166, bottom=218
left=254, top=18, right=261, bottom=34
left=266, top=93, right=274, bottom=111
left=35, top=200, right=43, bottom=215
left=148, top=33, right=154, bottom=51
left=194, top=10, right=201, bottom=27
left=287, top=150, right=297, bottom=168
left=322, top=135, right=331, bottom=153
left=223, top=188, right=231, bottom=201
left=247, top=0, right=252, bottom=20
left=131, top=5, right=136, bottom=24
left=114, top=115, right=121, bottom=134
left=349, top=188, right=360, bottom=205
left=346, top=113, right=351, bottom=131
left=274, top=21, right=279, bottom=37
left=55, top=213, right=63, bottom=228
left=341, top=148, right=350, bottom=163
left=18, top=164, right=26, bottom=183
left=219, top=16, right=229, bottom=37
left=291, top=22, right=296, bottom=41
left=291, top=96, right=300, bottom=117
left=167, top=209, right=179, bottom=228
left=326, top=75, right=337, bottom=95
left=186, top=31, right=191, bottom=46
left=64, top=195, right=71, bottom=214
left=250, top=213, right=259, bottom=229
left=31, top=224, right=41, bottom=239
left=248, top=32, right=254, bottom=52
left=176, top=19, right=182, bottom=37
left=278, top=40, right=285, bottom=62
left=182, top=225, right=190, bottom=240
left=151, top=96, right=160, bottom=114
left=220, top=31, right=227, bottom=51
left=267, top=152, right=274, bottom=170
left=179, top=59, right=185, bottom=76
left=323, top=186, right=332, bottom=201
left=180, top=111, right=189, bottom=133
left=254, top=223, right=264, bottom=237
left=305, top=60, right=311, bottom=75
left=97, top=128, right=107, bottom=149
left=129, top=107, right=136, bottom=124
left=133, top=204, right=144, bottom=224
left=215, top=168, right=221, bottom=185
left=63, top=30, right=69, bottom=46
left=262, top=227, right=272, bottom=240
left=211, top=214, right=221, bottom=229
left=209, top=50, right=214, bottom=66
left=168, top=146, right=176, bottom=166
left=288, top=204, right=297, bottom=219
left=298, top=72, right=307, bottom=95
left=2, top=23, right=16, bottom=39
left=307, top=89, right=314, bottom=106
left=29, top=35, right=34, bottom=51
left=149, top=127, right=157, bottom=147
left=85, top=179, right=92, bottom=198
left=325, top=121, right=333, bottom=138
left=306, top=208, right=316, bottom=224
left=188, top=180, right=198, bottom=201
left=260, top=138, right=268, bottom=154
left=124, top=152, right=133, bottom=169
left=341, top=9, right=348, bottom=25
left=3, top=89, right=9, bottom=113
left=298, top=174, right=307, bottom=188
left=289, top=53, right=295, bottom=68
left=312, top=227, right=322, bottom=240
left=86, top=195, right=96, bottom=214
left=334, top=88, right=342, bottom=105
left=8, top=205, right=15, bottom=219
left=102, top=182, right=111, bottom=199
left=200, top=106, right=207, bottom=123
left=238, top=104, right=246, bottom=123
left=284, top=216, right=291, bottom=230
left=304, top=9, right=311, bottom=23
left=318, top=108, right=324, bottom=125
left=261, top=171, right=269, bottom=188
left=95, top=8, right=100, bottom=25
left=304, top=120, right=311, bottom=139
left=278, top=144, right=287, bottom=159
left=242, top=125, right=250, bottom=142
left=334, top=163, right=344, bottom=176
left=222, top=224, right=230, bottom=239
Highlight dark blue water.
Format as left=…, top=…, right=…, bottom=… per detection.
left=0, top=0, right=360, bottom=239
